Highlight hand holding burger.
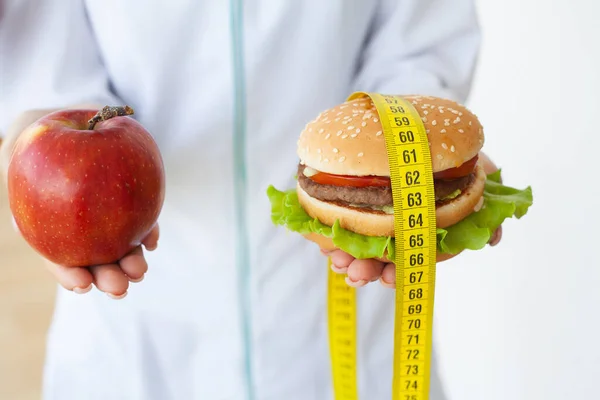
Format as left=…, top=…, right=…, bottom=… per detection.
left=323, top=151, right=503, bottom=289
left=267, top=95, right=533, bottom=288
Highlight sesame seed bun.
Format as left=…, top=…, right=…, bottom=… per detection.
left=297, top=95, right=484, bottom=176
left=302, top=232, right=459, bottom=263
left=296, top=162, right=487, bottom=234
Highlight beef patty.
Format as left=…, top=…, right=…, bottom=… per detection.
left=297, top=164, right=473, bottom=207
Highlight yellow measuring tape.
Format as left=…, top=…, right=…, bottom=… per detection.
left=328, top=92, right=437, bottom=400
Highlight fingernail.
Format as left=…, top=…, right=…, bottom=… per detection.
left=320, top=249, right=333, bottom=255
left=107, top=291, right=128, bottom=300
left=330, top=263, right=348, bottom=274
left=73, top=284, right=92, bottom=294
left=380, top=278, right=395, bottom=289
left=345, top=277, right=367, bottom=288
left=128, top=274, right=145, bottom=283
left=145, top=243, right=157, bottom=251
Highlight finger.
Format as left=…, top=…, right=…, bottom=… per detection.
left=345, top=258, right=385, bottom=288
left=380, top=263, right=397, bottom=288
left=119, top=246, right=148, bottom=282
left=43, top=261, right=94, bottom=294
left=89, top=264, right=129, bottom=299
left=142, top=224, right=160, bottom=251
left=328, top=250, right=356, bottom=273
left=489, top=225, right=503, bottom=246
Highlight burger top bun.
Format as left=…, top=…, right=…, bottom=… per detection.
left=297, top=95, right=485, bottom=176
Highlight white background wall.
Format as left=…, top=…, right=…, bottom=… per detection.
left=434, top=0, right=600, bottom=399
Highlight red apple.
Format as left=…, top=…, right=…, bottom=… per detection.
left=7, top=106, right=165, bottom=267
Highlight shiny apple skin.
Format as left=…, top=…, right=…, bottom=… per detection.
left=7, top=109, right=165, bottom=267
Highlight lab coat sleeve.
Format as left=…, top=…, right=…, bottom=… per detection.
left=0, top=0, right=121, bottom=136
left=352, top=0, right=481, bottom=103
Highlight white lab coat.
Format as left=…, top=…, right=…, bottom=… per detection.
left=0, top=1, right=480, bottom=399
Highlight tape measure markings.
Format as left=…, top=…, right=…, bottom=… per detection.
left=328, top=92, right=437, bottom=400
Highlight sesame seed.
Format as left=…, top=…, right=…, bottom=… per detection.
left=426, top=129, right=430, bottom=134
left=340, top=105, right=347, bottom=109
left=451, top=109, right=459, bottom=115
left=412, top=100, right=417, bottom=105
left=342, top=121, right=348, bottom=125
left=333, top=148, right=339, bottom=153
left=436, top=154, right=443, bottom=160
left=454, top=117, right=460, bottom=124
left=361, top=121, right=367, bottom=127
left=350, top=133, right=358, bottom=138
left=423, top=104, right=430, bottom=108
left=432, top=120, right=437, bottom=126
left=357, top=152, right=364, bottom=157
left=421, top=117, right=428, bottom=122
left=337, top=112, right=343, bottom=116
left=444, top=119, right=450, bottom=123
left=458, top=129, right=464, bottom=133
left=450, top=145, right=455, bottom=152
left=319, top=129, right=324, bottom=134
left=337, top=130, right=343, bottom=136
left=338, top=156, right=346, bottom=162
left=373, top=118, right=379, bottom=122
left=459, top=112, right=463, bottom=116
left=353, top=103, right=358, bottom=106
left=344, top=116, right=351, bottom=120
left=355, top=128, right=361, bottom=133
left=441, top=129, right=446, bottom=133
left=348, top=126, right=355, bottom=130
left=376, top=131, right=382, bottom=136
left=469, top=121, right=472, bottom=126
left=439, top=109, right=445, bottom=114
left=325, top=133, right=331, bottom=139
left=423, top=110, right=429, bottom=115
left=335, top=118, right=340, bottom=122
left=441, top=143, right=448, bottom=149
left=325, top=121, right=331, bottom=124
left=341, top=134, right=348, bottom=139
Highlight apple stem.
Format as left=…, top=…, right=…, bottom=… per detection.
left=88, top=106, right=135, bottom=130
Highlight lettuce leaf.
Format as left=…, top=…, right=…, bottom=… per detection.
left=266, top=171, right=532, bottom=259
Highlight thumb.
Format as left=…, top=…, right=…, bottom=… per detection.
left=142, top=223, right=160, bottom=251
left=11, top=216, right=21, bottom=237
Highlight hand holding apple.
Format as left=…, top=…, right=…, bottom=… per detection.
left=7, top=106, right=165, bottom=269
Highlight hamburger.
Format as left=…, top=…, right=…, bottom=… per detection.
left=267, top=95, right=533, bottom=262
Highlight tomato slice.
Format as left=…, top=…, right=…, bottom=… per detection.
left=433, top=155, right=479, bottom=180
left=306, top=154, right=478, bottom=187
left=309, top=172, right=390, bottom=188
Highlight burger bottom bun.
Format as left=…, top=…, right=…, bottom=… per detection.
left=303, top=232, right=459, bottom=263
left=296, top=162, right=487, bottom=237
